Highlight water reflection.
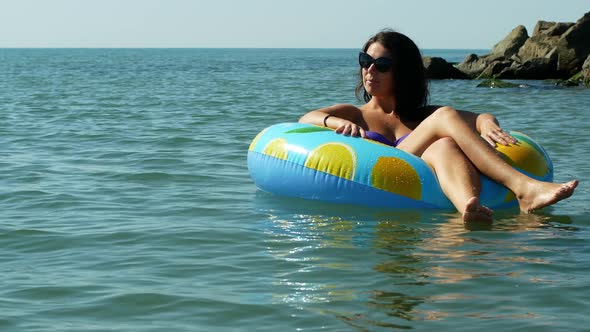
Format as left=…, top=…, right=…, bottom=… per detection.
left=253, top=193, right=582, bottom=329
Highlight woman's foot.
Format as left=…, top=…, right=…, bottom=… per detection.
left=518, top=180, right=579, bottom=213
left=463, top=197, right=493, bottom=223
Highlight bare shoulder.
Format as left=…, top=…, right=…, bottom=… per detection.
left=323, top=103, right=363, bottom=120
left=326, top=103, right=362, bottom=113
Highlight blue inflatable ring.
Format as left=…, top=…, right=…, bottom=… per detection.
left=248, top=123, right=554, bottom=209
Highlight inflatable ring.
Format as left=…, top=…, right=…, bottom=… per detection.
left=247, top=123, right=554, bottom=209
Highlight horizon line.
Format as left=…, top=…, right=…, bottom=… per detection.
left=0, top=46, right=492, bottom=51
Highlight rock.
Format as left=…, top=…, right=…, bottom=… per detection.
left=477, top=60, right=513, bottom=79
left=452, top=11, right=590, bottom=82
left=532, top=21, right=574, bottom=37
left=549, top=72, right=583, bottom=86
left=583, top=55, right=590, bottom=85
left=557, top=70, right=584, bottom=86
left=456, top=54, right=488, bottom=78
left=456, top=53, right=505, bottom=78
left=497, top=57, right=558, bottom=79
left=552, top=77, right=580, bottom=87
left=517, top=21, right=572, bottom=61
left=423, top=56, right=470, bottom=79
left=517, top=12, right=590, bottom=77
left=455, top=24, right=528, bottom=79
left=517, top=34, right=559, bottom=61
left=491, top=25, right=529, bottom=58
left=555, top=12, right=590, bottom=76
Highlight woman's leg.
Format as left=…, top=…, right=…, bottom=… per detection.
left=422, top=137, right=492, bottom=222
left=396, top=106, right=578, bottom=213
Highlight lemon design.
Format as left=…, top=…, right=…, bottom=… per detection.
left=304, top=143, right=356, bottom=180
left=263, top=138, right=288, bottom=160
left=496, top=139, right=548, bottom=177
left=371, top=157, right=421, bottom=200
left=248, top=128, right=268, bottom=151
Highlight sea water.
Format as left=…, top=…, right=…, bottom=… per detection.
left=0, top=48, right=589, bottom=331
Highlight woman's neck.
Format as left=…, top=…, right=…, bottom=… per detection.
left=367, top=96, right=396, bottom=114
left=363, top=96, right=415, bottom=138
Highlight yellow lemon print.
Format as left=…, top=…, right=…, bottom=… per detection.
left=304, top=143, right=356, bottom=180
left=371, top=157, right=421, bottom=200
left=496, top=140, right=548, bottom=177
left=248, top=128, right=268, bottom=151
left=263, top=138, right=288, bottom=160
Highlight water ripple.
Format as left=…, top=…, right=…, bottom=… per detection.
left=0, top=48, right=589, bottom=331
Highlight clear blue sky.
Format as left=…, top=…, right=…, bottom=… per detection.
left=0, top=0, right=588, bottom=49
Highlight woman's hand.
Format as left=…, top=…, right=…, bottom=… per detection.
left=479, top=119, right=517, bottom=146
left=335, top=120, right=366, bottom=138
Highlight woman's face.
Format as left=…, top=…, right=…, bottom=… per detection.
left=362, top=42, right=394, bottom=98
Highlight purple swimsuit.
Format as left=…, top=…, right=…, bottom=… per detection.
left=365, top=131, right=410, bottom=147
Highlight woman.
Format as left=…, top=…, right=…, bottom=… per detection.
left=299, top=29, right=578, bottom=223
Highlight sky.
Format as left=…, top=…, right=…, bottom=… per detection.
left=0, top=0, right=588, bottom=49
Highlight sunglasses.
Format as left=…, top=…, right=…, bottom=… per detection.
left=358, top=52, right=393, bottom=73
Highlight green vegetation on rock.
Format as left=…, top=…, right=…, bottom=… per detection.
left=476, top=79, right=520, bottom=88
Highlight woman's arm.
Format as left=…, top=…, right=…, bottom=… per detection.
left=299, top=104, right=367, bottom=137
left=458, top=110, right=517, bottom=146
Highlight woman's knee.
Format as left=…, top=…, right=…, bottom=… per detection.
left=422, top=137, right=461, bottom=161
left=431, top=137, right=460, bottom=153
left=420, top=107, right=462, bottom=137
left=430, top=106, right=460, bottom=122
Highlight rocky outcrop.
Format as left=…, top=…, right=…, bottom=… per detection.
left=423, top=56, right=469, bottom=79
left=555, top=12, right=590, bottom=76
left=496, top=57, right=558, bottom=79
left=491, top=25, right=529, bottom=58
left=456, top=54, right=505, bottom=78
left=583, top=55, right=590, bottom=85
left=516, top=21, right=569, bottom=61
left=479, top=60, right=513, bottom=78
left=452, top=11, right=590, bottom=84
left=533, top=21, right=574, bottom=36
left=516, top=14, right=590, bottom=76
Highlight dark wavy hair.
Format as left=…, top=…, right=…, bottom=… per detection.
left=355, top=29, right=429, bottom=122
